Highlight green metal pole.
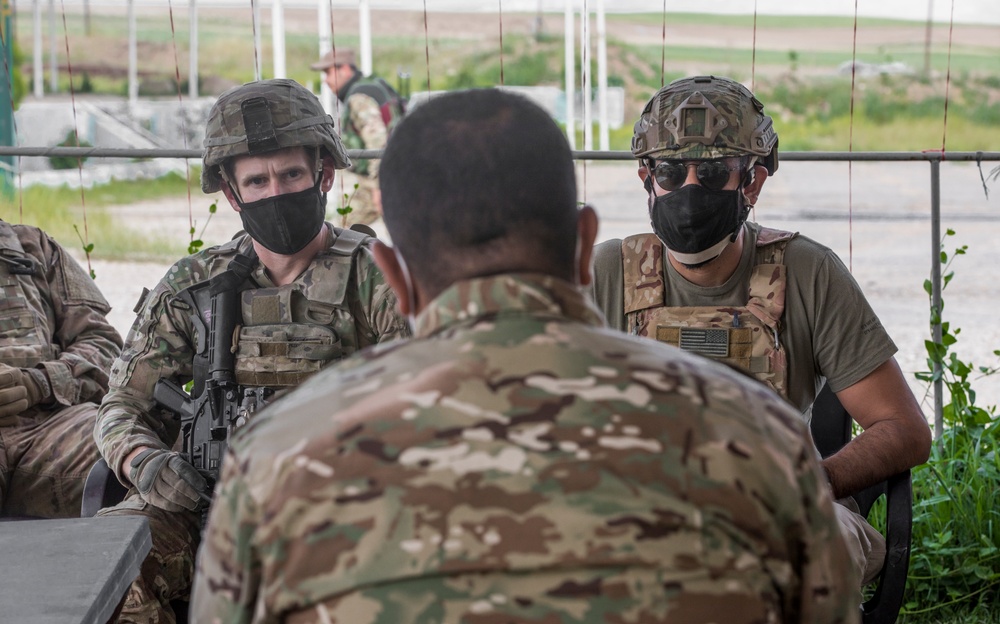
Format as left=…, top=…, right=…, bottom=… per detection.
left=0, top=0, right=15, bottom=200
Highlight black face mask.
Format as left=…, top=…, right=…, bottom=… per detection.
left=235, top=177, right=327, bottom=256
left=649, top=184, right=749, bottom=263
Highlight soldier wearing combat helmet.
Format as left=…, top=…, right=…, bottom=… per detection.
left=591, top=75, right=931, bottom=591
left=94, top=78, right=408, bottom=623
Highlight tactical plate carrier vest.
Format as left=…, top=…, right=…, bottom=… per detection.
left=0, top=224, right=54, bottom=368
left=183, top=227, right=372, bottom=399
left=622, top=227, right=796, bottom=396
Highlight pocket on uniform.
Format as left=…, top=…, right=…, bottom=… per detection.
left=234, top=323, right=342, bottom=388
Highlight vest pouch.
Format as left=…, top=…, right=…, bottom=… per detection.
left=0, top=263, right=56, bottom=368
left=234, top=323, right=342, bottom=388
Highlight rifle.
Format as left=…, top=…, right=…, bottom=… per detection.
left=152, top=252, right=267, bottom=494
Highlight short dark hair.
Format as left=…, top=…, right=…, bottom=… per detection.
left=379, top=88, right=578, bottom=298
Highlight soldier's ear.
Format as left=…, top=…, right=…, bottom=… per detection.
left=743, top=164, right=768, bottom=205
left=372, top=240, right=414, bottom=316
left=319, top=154, right=337, bottom=193
left=637, top=161, right=650, bottom=183
left=220, top=183, right=241, bottom=212
left=575, top=205, right=599, bottom=287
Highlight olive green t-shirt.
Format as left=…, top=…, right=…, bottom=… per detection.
left=590, top=222, right=897, bottom=417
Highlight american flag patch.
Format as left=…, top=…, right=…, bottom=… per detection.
left=678, top=328, right=729, bottom=358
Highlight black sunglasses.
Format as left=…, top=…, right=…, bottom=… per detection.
left=648, top=158, right=742, bottom=191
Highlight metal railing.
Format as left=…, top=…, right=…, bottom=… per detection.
left=2, top=145, right=999, bottom=436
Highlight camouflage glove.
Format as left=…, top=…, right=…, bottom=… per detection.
left=129, top=448, right=208, bottom=513
left=0, top=364, right=47, bottom=422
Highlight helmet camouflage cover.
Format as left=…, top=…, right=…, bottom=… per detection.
left=201, top=78, right=351, bottom=193
left=631, top=75, right=779, bottom=175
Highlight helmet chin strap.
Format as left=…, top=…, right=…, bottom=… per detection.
left=666, top=236, right=732, bottom=266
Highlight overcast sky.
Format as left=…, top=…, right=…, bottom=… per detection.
left=77, top=1, right=1000, bottom=26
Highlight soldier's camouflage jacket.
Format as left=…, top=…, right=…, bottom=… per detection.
left=94, top=224, right=408, bottom=484
left=192, top=272, right=859, bottom=624
left=337, top=73, right=390, bottom=179
left=0, top=220, right=121, bottom=410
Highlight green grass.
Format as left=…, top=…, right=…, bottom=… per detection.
left=0, top=171, right=198, bottom=261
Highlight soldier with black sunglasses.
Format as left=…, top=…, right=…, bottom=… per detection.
left=591, top=75, right=931, bottom=594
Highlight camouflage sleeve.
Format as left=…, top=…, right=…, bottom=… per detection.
left=762, top=404, right=861, bottom=622
left=21, top=228, right=123, bottom=405
left=347, top=92, right=388, bottom=179
left=191, top=445, right=260, bottom=624
left=95, top=273, right=198, bottom=482
left=350, top=246, right=410, bottom=348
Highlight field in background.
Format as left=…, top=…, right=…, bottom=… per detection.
left=12, top=6, right=1000, bottom=152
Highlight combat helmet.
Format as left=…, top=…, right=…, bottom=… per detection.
left=201, top=78, right=351, bottom=193
left=631, top=75, right=779, bottom=175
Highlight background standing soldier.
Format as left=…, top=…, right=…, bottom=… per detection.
left=0, top=220, right=122, bottom=518
left=192, top=88, right=858, bottom=624
left=94, top=78, right=409, bottom=623
left=590, top=75, right=932, bottom=589
left=312, top=48, right=406, bottom=227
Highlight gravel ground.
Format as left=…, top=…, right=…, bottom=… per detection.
left=77, top=160, right=1000, bottom=423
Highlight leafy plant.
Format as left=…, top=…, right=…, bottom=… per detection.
left=72, top=224, right=95, bottom=279
left=896, top=229, right=1000, bottom=620
left=187, top=200, right=217, bottom=255
left=335, top=183, right=359, bottom=228
left=48, top=130, right=92, bottom=170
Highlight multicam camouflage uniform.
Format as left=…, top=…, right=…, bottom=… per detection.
left=192, top=273, right=859, bottom=624
left=94, top=224, right=408, bottom=623
left=0, top=221, right=122, bottom=518
left=337, top=75, right=392, bottom=227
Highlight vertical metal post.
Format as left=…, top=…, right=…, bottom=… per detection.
left=252, top=0, right=262, bottom=82
left=32, top=0, right=43, bottom=97
left=47, top=0, right=56, bottom=93
left=929, top=158, right=943, bottom=439
left=272, top=0, right=286, bottom=78
left=317, top=0, right=333, bottom=116
left=595, top=0, right=608, bottom=151
left=189, top=0, right=198, bottom=98
left=580, top=0, right=591, bottom=151
left=563, top=0, right=574, bottom=150
left=359, top=0, right=372, bottom=76
left=0, top=0, right=14, bottom=199
left=128, top=0, right=137, bottom=106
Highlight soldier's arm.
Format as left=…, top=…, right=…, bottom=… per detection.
left=347, top=92, right=388, bottom=179
left=28, top=230, right=124, bottom=405
left=95, top=282, right=198, bottom=483
left=192, top=446, right=260, bottom=624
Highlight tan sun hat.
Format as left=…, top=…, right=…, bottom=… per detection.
left=310, top=48, right=356, bottom=71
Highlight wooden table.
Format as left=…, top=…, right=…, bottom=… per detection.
left=0, top=516, right=151, bottom=624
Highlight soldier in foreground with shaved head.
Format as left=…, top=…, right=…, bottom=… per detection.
left=193, top=88, right=859, bottom=624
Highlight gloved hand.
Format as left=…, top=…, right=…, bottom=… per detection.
left=129, top=448, right=208, bottom=513
left=0, top=364, right=46, bottom=421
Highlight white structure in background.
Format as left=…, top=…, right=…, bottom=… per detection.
left=317, top=1, right=334, bottom=117
left=595, top=0, right=609, bottom=150
left=25, top=1, right=614, bottom=148
left=563, top=0, right=575, bottom=149
left=580, top=0, right=591, bottom=151
left=272, top=0, right=286, bottom=79
left=252, top=0, right=262, bottom=81
left=32, top=0, right=43, bottom=98
left=359, top=0, right=372, bottom=76
left=189, top=0, right=199, bottom=98
left=128, top=0, right=137, bottom=106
